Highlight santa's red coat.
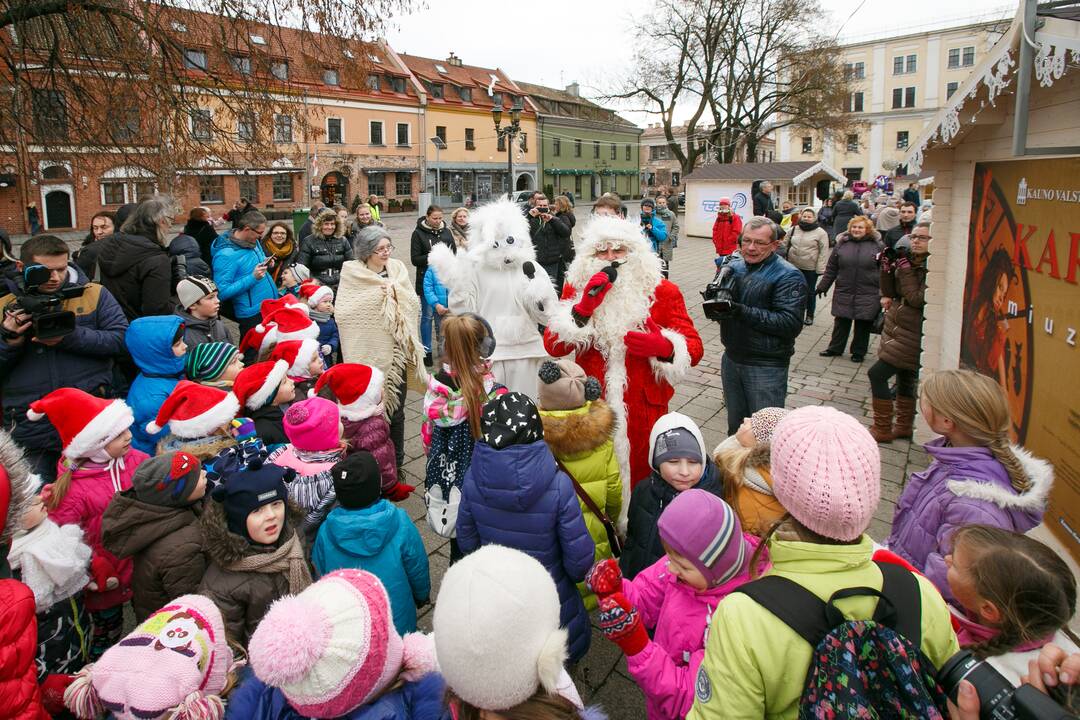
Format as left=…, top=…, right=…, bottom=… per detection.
left=544, top=279, right=703, bottom=486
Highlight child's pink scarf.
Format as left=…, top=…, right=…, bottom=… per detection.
left=950, top=604, right=1050, bottom=652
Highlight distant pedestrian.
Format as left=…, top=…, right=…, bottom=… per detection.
left=783, top=207, right=829, bottom=325
left=27, top=202, right=40, bottom=234
left=297, top=208, right=352, bottom=290
left=830, top=189, right=862, bottom=237
left=711, top=197, right=742, bottom=265
left=752, top=181, right=775, bottom=218
left=367, top=194, right=382, bottom=223
left=903, top=181, right=921, bottom=207
left=74, top=211, right=115, bottom=278
left=448, top=206, right=470, bottom=248
left=817, top=216, right=883, bottom=363
left=183, top=207, right=218, bottom=266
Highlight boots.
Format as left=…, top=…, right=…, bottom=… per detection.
left=893, top=396, right=917, bottom=439
left=869, top=398, right=895, bottom=443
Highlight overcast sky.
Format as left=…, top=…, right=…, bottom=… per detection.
left=386, top=0, right=1015, bottom=126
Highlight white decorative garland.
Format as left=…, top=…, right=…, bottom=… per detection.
left=1034, top=43, right=1067, bottom=87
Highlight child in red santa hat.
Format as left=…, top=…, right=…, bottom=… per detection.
left=298, top=279, right=339, bottom=369
left=232, top=360, right=295, bottom=450
left=269, top=338, right=324, bottom=404
left=27, top=388, right=148, bottom=660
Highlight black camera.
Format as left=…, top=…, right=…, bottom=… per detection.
left=701, top=257, right=738, bottom=322
left=4, top=264, right=84, bottom=341
left=938, top=650, right=1077, bottom=719
left=881, top=236, right=913, bottom=265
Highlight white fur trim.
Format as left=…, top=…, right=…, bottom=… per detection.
left=946, top=445, right=1054, bottom=512
left=288, top=338, right=321, bottom=377
left=427, top=243, right=459, bottom=290
left=166, top=393, right=241, bottom=439
left=647, top=412, right=706, bottom=469
left=64, top=401, right=134, bottom=460
left=603, top=337, right=633, bottom=529
left=274, top=323, right=320, bottom=343
left=245, top=360, right=289, bottom=410
left=536, top=628, right=569, bottom=697
left=26, top=409, right=45, bottom=422
left=648, top=328, right=692, bottom=386
left=306, top=286, right=332, bottom=308
left=575, top=214, right=653, bottom=258
left=544, top=299, right=595, bottom=348
left=522, top=273, right=557, bottom=325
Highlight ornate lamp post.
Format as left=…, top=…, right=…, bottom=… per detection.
left=492, top=98, right=523, bottom=200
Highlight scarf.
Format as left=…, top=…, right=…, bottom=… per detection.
left=309, top=308, right=332, bottom=323
left=226, top=530, right=312, bottom=594
left=83, top=449, right=130, bottom=492
left=262, top=239, right=295, bottom=283
left=798, top=221, right=819, bottom=231
left=229, top=231, right=257, bottom=250
left=9, top=519, right=92, bottom=609
left=950, top=604, right=1052, bottom=652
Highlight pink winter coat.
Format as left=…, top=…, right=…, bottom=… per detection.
left=342, top=416, right=397, bottom=494
left=622, top=533, right=766, bottom=720
left=49, top=450, right=148, bottom=611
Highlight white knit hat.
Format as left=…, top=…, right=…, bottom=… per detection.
left=433, top=545, right=567, bottom=711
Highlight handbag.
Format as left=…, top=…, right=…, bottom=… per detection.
left=871, top=308, right=886, bottom=334
left=554, top=457, right=623, bottom=558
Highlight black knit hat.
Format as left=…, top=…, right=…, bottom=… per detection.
left=211, top=455, right=294, bottom=539
left=332, top=452, right=382, bottom=509
left=480, top=392, right=544, bottom=450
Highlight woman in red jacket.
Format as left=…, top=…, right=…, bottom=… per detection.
left=711, top=198, right=743, bottom=266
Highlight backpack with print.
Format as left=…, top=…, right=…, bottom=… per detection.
left=734, top=560, right=948, bottom=719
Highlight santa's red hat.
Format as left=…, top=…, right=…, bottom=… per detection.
left=311, top=363, right=385, bottom=420
left=233, top=360, right=290, bottom=411
left=263, top=306, right=319, bottom=343
left=260, top=294, right=309, bottom=319
left=27, top=388, right=134, bottom=460
left=147, top=381, right=240, bottom=438
left=297, top=280, right=333, bottom=309
left=240, top=321, right=278, bottom=357
left=269, top=339, right=322, bottom=378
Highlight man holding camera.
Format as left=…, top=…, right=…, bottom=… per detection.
left=211, top=210, right=277, bottom=339
left=709, top=216, right=807, bottom=434
left=528, top=194, right=573, bottom=290
left=0, top=235, right=128, bottom=479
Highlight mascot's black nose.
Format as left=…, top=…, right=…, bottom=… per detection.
left=506, top=236, right=515, bottom=244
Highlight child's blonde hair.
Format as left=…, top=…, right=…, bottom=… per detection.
left=921, top=369, right=1030, bottom=493
left=442, top=315, right=491, bottom=440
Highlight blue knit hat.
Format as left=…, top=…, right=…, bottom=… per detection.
left=210, top=454, right=294, bottom=540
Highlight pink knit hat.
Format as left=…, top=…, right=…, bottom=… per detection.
left=283, top=397, right=341, bottom=452
left=658, top=489, right=751, bottom=587
left=770, top=406, right=881, bottom=542
left=248, top=569, right=436, bottom=718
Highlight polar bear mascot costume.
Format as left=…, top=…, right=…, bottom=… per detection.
left=427, top=198, right=557, bottom=399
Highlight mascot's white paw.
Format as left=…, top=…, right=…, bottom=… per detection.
left=524, top=273, right=558, bottom=310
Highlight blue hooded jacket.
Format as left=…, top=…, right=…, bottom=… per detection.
left=211, top=230, right=279, bottom=320
left=422, top=267, right=448, bottom=310
left=312, top=499, right=430, bottom=635
left=456, top=439, right=595, bottom=662
left=126, top=315, right=186, bottom=454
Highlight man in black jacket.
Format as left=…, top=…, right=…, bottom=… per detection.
left=527, top=195, right=572, bottom=290
left=884, top=201, right=918, bottom=249
left=709, top=217, right=807, bottom=434
left=752, top=181, right=776, bottom=218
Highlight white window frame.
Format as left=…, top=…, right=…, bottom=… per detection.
left=326, top=117, right=344, bottom=144
left=396, top=122, right=410, bottom=146
left=947, top=47, right=961, bottom=69
left=946, top=81, right=959, bottom=98
left=369, top=119, right=385, bottom=146
left=237, top=112, right=255, bottom=143
left=100, top=181, right=128, bottom=206
left=962, top=46, right=975, bottom=66
left=323, top=68, right=340, bottom=86
left=274, top=114, right=292, bottom=143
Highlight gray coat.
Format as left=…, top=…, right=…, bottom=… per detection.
left=817, top=231, right=883, bottom=321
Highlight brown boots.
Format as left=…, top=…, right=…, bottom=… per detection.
left=893, top=396, right=916, bottom=439
left=869, top=398, right=895, bottom=443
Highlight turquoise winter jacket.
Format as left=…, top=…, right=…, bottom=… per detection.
left=211, top=231, right=279, bottom=320
left=126, top=315, right=186, bottom=454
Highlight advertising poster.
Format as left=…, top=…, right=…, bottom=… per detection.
left=684, top=182, right=753, bottom=238
left=959, top=158, right=1080, bottom=560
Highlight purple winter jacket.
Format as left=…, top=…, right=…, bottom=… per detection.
left=886, top=437, right=1053, bottom=601
left=342, top=415, right=397, bottom=495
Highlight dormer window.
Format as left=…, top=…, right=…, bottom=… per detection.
left=435, top=64, right=448, bottom=74
left=250, top=34, right=266, bottom=45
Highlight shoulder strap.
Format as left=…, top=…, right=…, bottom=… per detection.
left=874, top=560, right=923, bottom=646
left=733, top=575, right=831, bottom=647
left=553, top=456, right=609, bottom=523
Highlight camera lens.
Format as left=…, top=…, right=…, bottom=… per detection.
left=937, top=650, right=1017, bottom=720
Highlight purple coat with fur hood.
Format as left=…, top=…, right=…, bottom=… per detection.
left=886, top=438, right=1053, bottom=601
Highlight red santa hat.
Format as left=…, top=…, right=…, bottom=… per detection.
left=263, top=306, right=319, bottom=343
left=310, top=363, right=385, bottom=420
left=233, top=360, right=291, bottom=411
left=297, top=280, right=333, bottom=309
left=27, top=388, right=134, bottom=460
left=269, top=339, right=322, bottom=378
left=240, top=321, right=278, bottom=357
left=261, top=294, right=309, bottom=319
left=146, top=381, right=240, bottom=438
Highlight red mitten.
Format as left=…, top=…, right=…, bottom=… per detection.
left=41, top=674, right=74, bottom=716
left=572, top=271, right=615, bottom=318
left=87, top=553, right=119, bottom=592
left=598, top=593, right=649, bottom=656
left=585, top=558, right=623, bottom=599
left=624, top=318, right=674, bottom=360
left=386, top=482, right=416, bottom=502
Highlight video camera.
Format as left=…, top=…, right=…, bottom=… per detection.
left=3, top=264, right=84, bottom=341
left=938, top=650, right=1077, bottom=719
left=880, top=236, right=913, bottom=265
left=701, top=255, right=738, bottom=322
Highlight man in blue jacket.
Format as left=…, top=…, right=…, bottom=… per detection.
left=0, top=234, right=128, bottom=479
left=211, top=210, right=277, bottom=339
left=709, top=216, right=807, bottom=434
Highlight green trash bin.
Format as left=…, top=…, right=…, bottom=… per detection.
left=292, top=208, right=309, bottom=238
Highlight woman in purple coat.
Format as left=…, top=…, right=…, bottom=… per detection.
left=887, top=370, right=1053, bottom=602
left=456, top=392, right=595, bottom=662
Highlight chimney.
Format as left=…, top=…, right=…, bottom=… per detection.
left=447, top=52, right=462, bottom=67
left=565, top=82, right=580, bottom=97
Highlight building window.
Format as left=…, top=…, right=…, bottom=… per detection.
left=395, top=173, right=412, bottom=196
left=574, top=139, right=582, bottom=157
left=801, top=136, right=813, bottom=154
left=593, top=141, right=600, bottom=159
left=368, top=172, right=385, bottom=196
left=843, top=167, right=862, bottom=185
left=199, top=175, right=224, bottom=203
left=134, top=181, right=155, bottom=201
left=113, top=108, right=139, bottom=142
left=458, top=86, right=472, bottom=102
left=649, top=145, right=668, bottom=161
left=272, top=173, right=292, bottom=201
left=396, top=122, right=409, bottom=146
left=237, top=112, right=255, bottom=142
left=948, top=48, right=960, bottom=68
left=270, top=61, right=289, bottom=81
left=327, top=118, right=342, bottom=144
left=893, top=54, right=916, bottom=74
left=190, top=109, right=212, bottom=140
left=238, top=176, right=259, bottom=203
left=230, top=55, right=251, bottom=75
left=844, top=61, right=865, bottom=79
left=465, top=128, right=475, bottom=150
left=366, top=74, right=380, bottom=91
left=907, top=54, right=917, bottom=73
left=946, top=81, right=959, bottom=99
left=948, top=46, right=976, bottom=69
left=671, top=172, right=680, bottom=186
left=610, top=143, right=617, bottom=160
left=32, top=90, right=67, bottom=141
left=905, top=86, right=916, bottom=107
left=625, top=144, right=631, bottom=161
left=101, top=182, right=126, bottom=205
left=574, top=174, right=582, bottom=196
left=896, top=131, right=909, bottom=149
left=786, top=184, right=810, bottom=206
left=369, top=120, right=383, bottom=145
left=520, top=133, right=527, bottom=152
left=435, top=126, right=447, bottom=145
left=963, top=46, right=975, bottom=66
left=553, top=137, right=561, bottom=156
left=849, top=91, right=864, bottom=112
left=892, top=87, right=916, bottom=109
left=183, top=48, right=207, bottom=71
left=388, top=76, right=406, bottom=93
left=846, top=133, right=859, bottom=152
left=274, top=114, right=292, bottom=143
left=424, top=82, right=444, bottom=99
left=893, top=56, right=904, bottom=75
left=324, top=68, right=339, bottom=86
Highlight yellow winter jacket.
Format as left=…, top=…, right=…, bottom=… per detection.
left=687, top=535, right=960, bottom=720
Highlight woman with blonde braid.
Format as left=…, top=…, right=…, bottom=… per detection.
left=887, top=369, right=1054, bottom=602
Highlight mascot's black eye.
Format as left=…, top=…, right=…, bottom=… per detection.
left=506, top=236, right=515, bottom=244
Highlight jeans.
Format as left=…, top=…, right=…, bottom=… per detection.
left=419, top=291, right=433, bottom=354
left=800, top=270, right=818, bottom=317
left=826, top=317, right=872, bottom=357
left=868, top=359, right=918, bottom=400
left=432, top=311, right=445, bottom=361
left=389, top=379, right=408, bottom=469
left=721, top=353, right=790, bottom=435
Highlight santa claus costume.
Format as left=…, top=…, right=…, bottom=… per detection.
left=544, top=215, right=702, bottom=519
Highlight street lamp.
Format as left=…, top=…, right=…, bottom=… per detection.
left=430, top=136, right=447, bottom=203
left=492, top=98, right=523, bottom=200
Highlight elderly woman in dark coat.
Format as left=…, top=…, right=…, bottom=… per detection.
left=816, top=215, right=883, bottom=362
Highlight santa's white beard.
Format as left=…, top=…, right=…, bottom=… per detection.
left=566, top=251, right=663, bottom=350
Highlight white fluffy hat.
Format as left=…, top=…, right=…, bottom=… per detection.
left=433, top=545, right=567, bottom=711
left=575, top=213, right=652, bottom=256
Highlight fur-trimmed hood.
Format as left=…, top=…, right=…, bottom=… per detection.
left=0, top=429, right=36, bottom=547
left=945, top=443, right=1055, bottom=512
left=540, top=400, right=615, bottom=457
left=312, top=208, right=345, bottom=239
left=200, top=497, right=305, bottom=568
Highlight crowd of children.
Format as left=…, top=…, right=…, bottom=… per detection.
left=1, top=210, right=1077, bottom=720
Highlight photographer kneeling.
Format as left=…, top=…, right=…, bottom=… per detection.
left=0, top=235, right=128, bottom=480
left=867, top=223, right=930, bottom=443
left=704, top=216, right=807, bottom=434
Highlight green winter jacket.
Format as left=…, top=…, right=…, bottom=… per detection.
left=688, top=534, right=960, bottom=720
left=540, top=401, right=622, bottom=610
